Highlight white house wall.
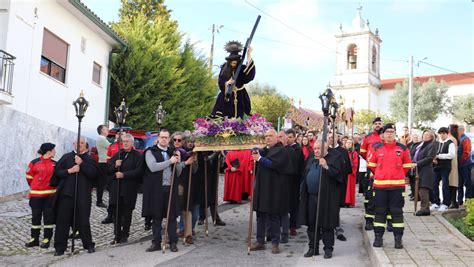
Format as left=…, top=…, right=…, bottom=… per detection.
left=5, top=0, right=112, bottom=138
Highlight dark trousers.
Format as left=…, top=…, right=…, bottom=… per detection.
left=374, top=188, right=404, bottom=237
left=54, top=195, right=94, bottom=252
left=280, top=214, right=289, bottom=238
left=458, top=165, right=473, bottom=204
left=307, top=194, right=334, bottom=251
left=29, top=197, right=55, bottom=240
left=433, top=168, right=450, bottom=206
left=112, top=197, right=133, bottom=241
left=152, top=186, right=178, bottom=245
left=364, top=175, right=375, bottom=222
left=257, top=211, right=280, bottom=245
left=289, top=177, right=300, bottom=229
left=357, top=171, right=367, bottom=194
left=199, top=204, right=220, bottom=221
left=419, top=187, right=430, bottom=212
left=96, top=163, right=108, bottom=204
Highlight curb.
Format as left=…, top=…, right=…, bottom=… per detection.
left=362, top=223, right=393, bottom=267
left=435, top=211, right=474, bottom=251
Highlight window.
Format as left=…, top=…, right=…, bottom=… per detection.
left=92, top=62, right=101, bottom=85
left=40, top=29, right=68, bottom=83
left=347, top=44, right=357, bottom=70
left=371, top=46, right=377, bottom=73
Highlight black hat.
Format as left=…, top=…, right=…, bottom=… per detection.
left=38, top=143, right=55, bottom=155
left=372, top=117, right=382, bottom=124
left=224, top=41, right=243, bottom=61
left=382, top=124, right=396, bottom=133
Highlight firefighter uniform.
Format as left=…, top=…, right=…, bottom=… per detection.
left=25, top=149, right=57, bottom=248
left=368, top=131, right=412, bottom=249
left=360, top=130, right=381, bottom=230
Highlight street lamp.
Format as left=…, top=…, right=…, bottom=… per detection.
left=155, top=102, right=166, bottom=130
left=71, top=90, right=89, bottom=254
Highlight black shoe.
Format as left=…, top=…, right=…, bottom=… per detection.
left=387, top=221, right=393, bottom=232
left=144, top=224, right=152, bottom=231
left=54, top=250, right=65, bottom=256
left=324, top=250, right=333, bottom=259
left=280, top=235, right=289, bottom=244
left=121, top=237, right=128, bottom=243
left=170, top=242, right=178, bottom=252
left=101, top=216, right=113, bottom=224
left=337, top=234, right=347, bottom=241
left=25, top=238, right=39, bottom=247
left=415, top=210, right=430, bottom=216
left=266, top=236, right=272, bottom=242
left=449, top=203, right=459, bottom=209
left=96, top=202, right=107, bottom=208
left=394, top=235, right=403, bottom=249
left=146, top=243, right=161, bottom=252
left=69, top=231, right=80, bottom=239
left=215, top=220, right=226, bottom=226
left=365, top=220, right=374, bottom=231
left=40, top=239, right=50, bottom=248
left=87, top=247, right=95, bottom=253
left=373, top=234, right=383, bottom=248
left=304, top=248, right=319, bottom=257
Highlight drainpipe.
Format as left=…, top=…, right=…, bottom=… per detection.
left=104, top=47, right=125, bottom=124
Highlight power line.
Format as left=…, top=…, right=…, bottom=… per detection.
left=418, top=61, right=474, bottom=78
left=244, top=0, right=337, bottom=54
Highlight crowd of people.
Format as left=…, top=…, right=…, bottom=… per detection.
left=23, top=118, right=472, bottom=258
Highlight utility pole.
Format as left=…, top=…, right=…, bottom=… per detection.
left=209, top=24, right=216, bottom=75
left=408, top=56, right=413, bottom=133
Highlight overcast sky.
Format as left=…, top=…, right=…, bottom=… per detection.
left=83, top=0, right=474, bottom=110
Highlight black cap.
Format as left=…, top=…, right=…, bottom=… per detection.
left=38, top=143, right=55, bottom=155
left=372, top=117, right=382, bottom=124
left=382, top=124, right=396, bottom=133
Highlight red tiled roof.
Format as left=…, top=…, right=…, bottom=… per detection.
left=380, top=72, right=474, bottom=90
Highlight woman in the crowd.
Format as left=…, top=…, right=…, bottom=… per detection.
left=301, top=136, right=312, bottom=161
left=412, top=130, right=436, bottom=216
left=296, top=134, right=303, bottom=146
left=344, top=139, right=358, bottom=207
left=448, top=124, right=460, bottom=208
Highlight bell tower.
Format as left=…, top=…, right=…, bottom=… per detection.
left=332, top=7, right=381, bottom=112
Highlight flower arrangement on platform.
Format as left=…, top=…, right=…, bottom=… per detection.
left=192, top=114, right=272, bottom=150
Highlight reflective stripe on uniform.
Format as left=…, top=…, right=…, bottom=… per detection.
left=386, top=214, right=392, bottom=220
left=43, top=224, right=54, bottom=229
left=402, top=192, right=407, bottom=197
left=365, top=214, right=375, bottom=219
left=392, top=223, right=404, bottom=228
left=30, top=189, right=56, bottom=195
left=373, top=180, right=405, bottom=186
left=31, top=225, right=42, bottom=229
left=373, top=192, right=376, bottom=196
left=368, top=162, right=377, bottom=167
left=360, top=148, right=367, bottom=153
left=373, top=222, right=386, bottom=227
left=26, top=175, right=33, bottom=179
left=403, top=163, right=413, bottom=168
left=364, top=199, right=369, bottom=203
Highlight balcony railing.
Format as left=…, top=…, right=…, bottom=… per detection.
left=0, top=49, right=16, bottom=95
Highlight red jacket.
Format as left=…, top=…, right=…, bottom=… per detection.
left=360, top=131, right=381, bottom=160
left=26, top=156, right=57, bottom=198
left=367, top=141, right=412, bottom=189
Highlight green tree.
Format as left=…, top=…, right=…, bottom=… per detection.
left=110, top=1, right=215, bottom=131
left=452, top=94, right=474, bottom=125
left=389, top=78, right=449, bottom=128
left=353, top=109, right=395, bottom=133
left=119, top=0, right=172, bottom=22
left=248, top=82, right=291, bottom=126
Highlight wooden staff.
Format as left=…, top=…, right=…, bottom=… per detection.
left=204, top=154, right=209, bottom=236
left=247, top=159, right=257, bottom=255
left=414, top=168, right=420, bottom=214
left=213, top=152, right=221, bottom=225
left=162, top=162, right=177, bottom=253
left=183, top=163, right=193, bottom=244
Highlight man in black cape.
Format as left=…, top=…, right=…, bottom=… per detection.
left=52, top=137, right=97, bottom=256
left=141, top=129, right=183, bottom=252
left=286, top=128, right=305, bottom=236
left=298, top=140, right=342, bottom=259
left=107, top=133, right=143, bottom=244
left=250, top=129, right=288, bottom=254
left=211, top=41, right=255, bottom=119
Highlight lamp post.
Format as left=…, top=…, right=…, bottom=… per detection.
left=330, top=100, right=339, bottom=148
left=71, top=91, right=89, bottom=254
left=154, top=102, right=166, bottom=131
left=112, top=99, right=128, bottom=244
left=312, top=86, right=335, bottom=259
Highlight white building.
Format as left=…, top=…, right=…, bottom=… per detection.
left=0, top=0, right=125, bottom=198
left=332, top=9, right=474, bottom=132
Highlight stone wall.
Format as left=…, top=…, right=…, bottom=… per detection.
left=0, top=105, right=94, bottom=197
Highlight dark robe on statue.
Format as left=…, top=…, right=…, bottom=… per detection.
left=52, top=151, right=98, bottom=252
left=211, top=60, right=256, bottom=119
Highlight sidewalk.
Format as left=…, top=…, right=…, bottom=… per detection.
left=363, top=195, right=474, bottom=267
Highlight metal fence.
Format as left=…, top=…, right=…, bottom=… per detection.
left=0, top=49, right=15, bottom=95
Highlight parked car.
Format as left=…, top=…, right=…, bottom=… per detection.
left=108, top=128, right=158, bottom=152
